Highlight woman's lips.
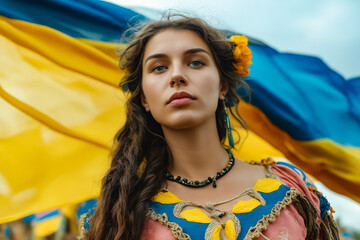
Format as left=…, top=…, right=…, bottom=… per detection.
left=169, top=97, right=194, bottom=106
left=167, top=91, right=195, bottom=106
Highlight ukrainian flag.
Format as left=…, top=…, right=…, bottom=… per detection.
left=241, top=44, right=360, bottom=202
left=0, top=0, right=143, bottom=222
left=0, top=0, right=359, bottom=223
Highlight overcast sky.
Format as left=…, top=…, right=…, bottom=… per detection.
left=106, top=0, right=360, bottom=231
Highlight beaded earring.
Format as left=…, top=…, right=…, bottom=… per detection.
left=223, top=97, right=234, bottom=148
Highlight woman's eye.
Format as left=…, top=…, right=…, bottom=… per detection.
left=152, top=65, right=166, bottom=72
left=189, top=61, right=204, bottom=67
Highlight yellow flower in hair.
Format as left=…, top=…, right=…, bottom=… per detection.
left=230, top=35, right=252, bottom=77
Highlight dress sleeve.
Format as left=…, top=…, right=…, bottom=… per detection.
left=272, top=162, right=339, bottom=239
left=141, top=218, right=176, bottom=240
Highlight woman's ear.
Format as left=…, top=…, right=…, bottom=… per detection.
left=141, top=94, right=150, bottom=112
left=219, top=81, right=229, bottom=100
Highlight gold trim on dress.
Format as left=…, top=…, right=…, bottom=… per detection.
left=147, top=208, right=191, bottom=240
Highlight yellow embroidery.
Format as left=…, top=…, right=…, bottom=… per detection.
left=180, top=208, right=212, bottom=223
left=79, top=213, right=86, bottom=238
left=153, top=191, right=182, bottom=204
left=224, top=219, right=236, bottom=240
left=261, top=157, right=277, bottom=166
left=212, top=224, right=222, bottom=240
left=254, top=178, right=281, bottom=193
left=232, top=198, right=261, bottom=213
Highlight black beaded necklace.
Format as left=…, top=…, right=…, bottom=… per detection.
left=165, top=149, right=235, bottom=188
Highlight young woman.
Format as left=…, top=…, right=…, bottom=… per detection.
left=80, top=15, right=339, bottom=240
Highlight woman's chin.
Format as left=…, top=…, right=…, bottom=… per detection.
left=162, top=121, right=199, bottom=130
left=160, top=115, right=214, bottom=131
left=158, top=116, right=201, bottom=130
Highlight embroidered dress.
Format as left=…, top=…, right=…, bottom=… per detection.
left=141, top=161, right=338, bottom=240
left=79, top=160, right=339, bottom=240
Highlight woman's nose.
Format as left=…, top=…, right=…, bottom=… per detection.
left=169, top=64, right=188, bottom=87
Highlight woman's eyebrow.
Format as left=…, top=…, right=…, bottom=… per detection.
left=184, top=48, right=210, bottom=56
left=145, top=53, right=167, bottom=64
left=144, top=48, right=210, bottom=64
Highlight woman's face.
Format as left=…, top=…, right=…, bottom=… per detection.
left=141, top=29, right=226, bottom=130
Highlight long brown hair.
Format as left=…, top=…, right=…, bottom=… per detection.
left=85, top=14, right=249, bottom=240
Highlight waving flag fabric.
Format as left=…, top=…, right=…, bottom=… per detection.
left=0, top=0, right=359, bottom=223
left=0, top=0, right=138, bottom=223
left=239, top=43, right=360, bottom=202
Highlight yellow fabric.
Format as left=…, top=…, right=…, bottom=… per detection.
left=60, top=205, right=78, bottom=233
left=152, top=191, right=182, bottom=204
left=232, top=198, right=261, bottom=213
left=212, top=224, right=222, bottom=240
left=34, top=216, right=62, bottom=239
left=78, top=38, right=123, bottom=60
left=239, top=101, right=360, bottom=202
left=254, top=178, right=282, bottom=193
left=224, top=219, right=237, bottom=240
left=0, top=16, right=125, bottom=222
left=179, top=208, right=212, bottom=223
left=229, top=127, right=285, bottom=161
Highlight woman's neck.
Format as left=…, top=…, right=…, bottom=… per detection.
left=162, top=118, right=229, bottom=181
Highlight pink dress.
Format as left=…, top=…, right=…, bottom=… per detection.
left=141, top=161, right=338, bottom=240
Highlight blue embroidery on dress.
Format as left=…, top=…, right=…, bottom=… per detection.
left=149, top=184, right=291, bottom=239
left=276, top=162, right=307, bottom=181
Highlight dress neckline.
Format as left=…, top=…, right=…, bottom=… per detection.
left=153, top=158, right=281, bottom=213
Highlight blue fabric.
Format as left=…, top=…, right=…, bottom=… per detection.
left=246, top=43, right=360, bottom=146
left=22, top=214, right=36, bottom=224
left=342, top=232, right=354, bottom=237
left=0, top=0, right=146, bottom=42
left=4, top=224, right=10, bottom=238
left=149, top=201, right=208, bottom=239
left=81, top=207, right=96, bottom=232
left=236, top=184, right=290, bottom=239
left=317, top=193, right=331, bottom=219
left=76, top=199, right=97, bottom=223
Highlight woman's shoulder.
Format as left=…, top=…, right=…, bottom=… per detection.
left=267, top=160, right=330, bottom=216
left=267, top=159, right=339, bottom=239
left=271, top=161, right=317, bottom=194
left=248, top=158, right=318, bottom=199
